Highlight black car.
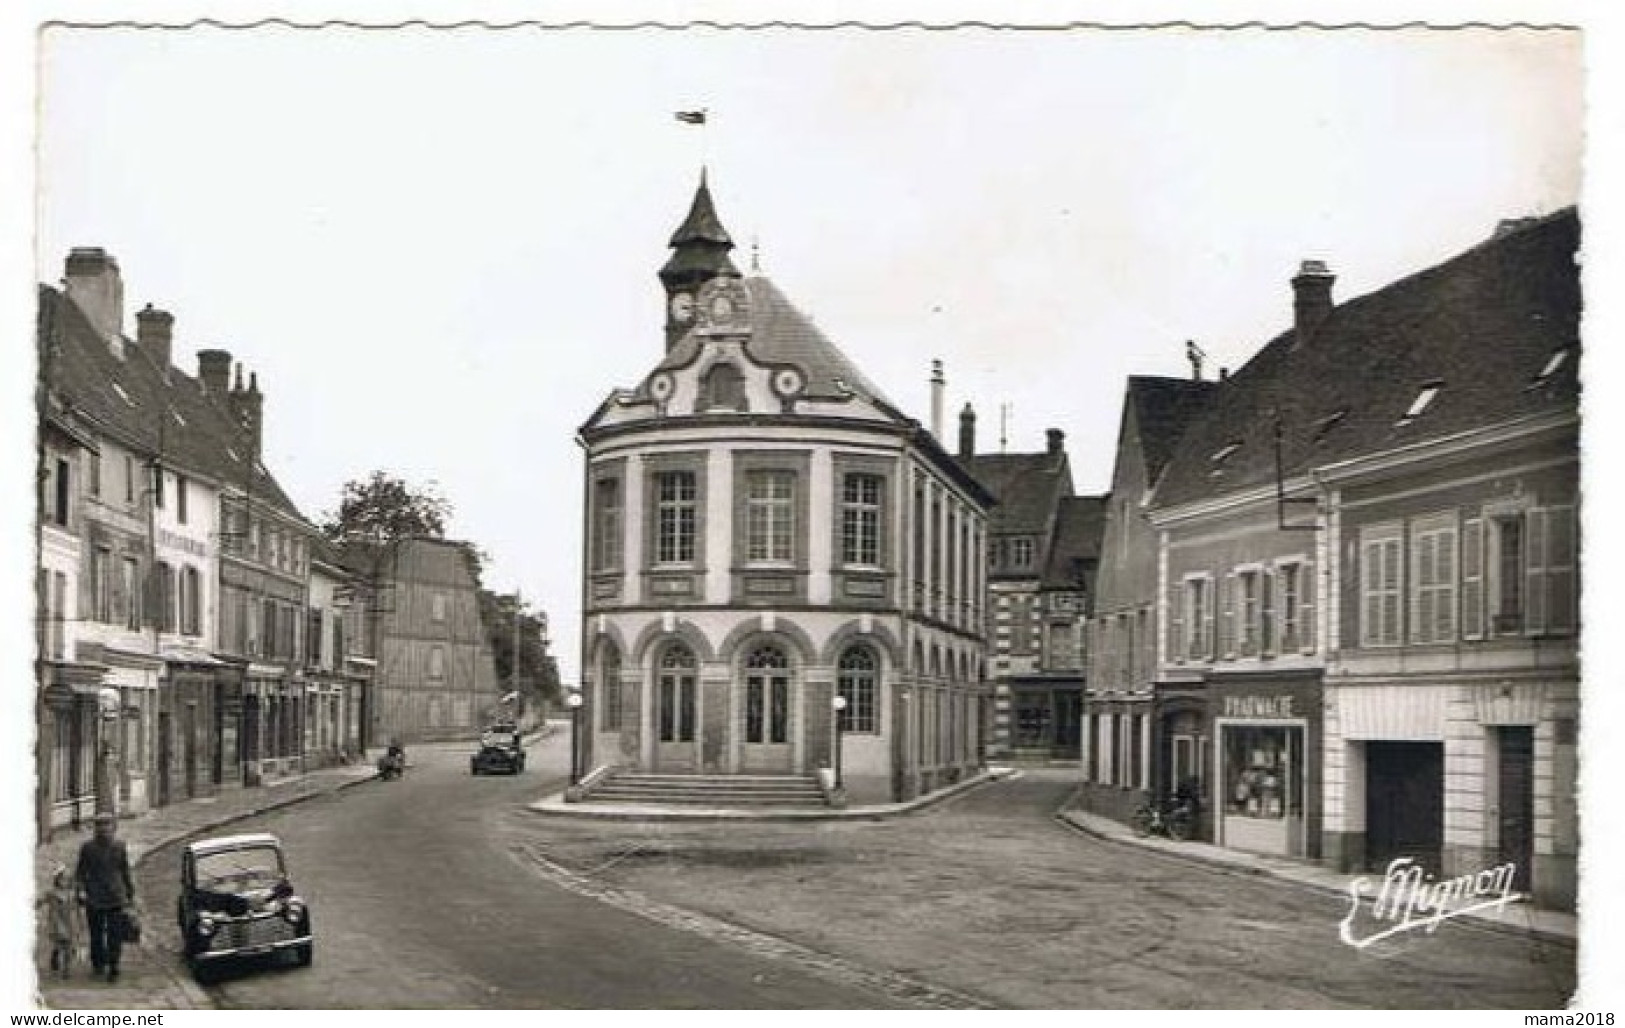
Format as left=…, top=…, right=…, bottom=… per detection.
left=177, top=833, right=312, bottom=978
left=471, top=727, right=525, bottom=775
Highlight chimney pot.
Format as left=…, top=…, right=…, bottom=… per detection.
left=958, top=403, right=977, bottom=459
left=197, top=349, right=233, bottom=395
left=62, top=247, right=125, bottom=348
left=136, top=304, right=175, bottom=374
left=930, top=360, right=945, bottom=440
left=1046, top=428, right=1065, bottom=456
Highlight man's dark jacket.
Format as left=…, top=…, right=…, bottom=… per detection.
left=76, top=835, right=134, bottom=911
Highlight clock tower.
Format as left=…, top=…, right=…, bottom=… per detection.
left=660, top=169, right=740, bottom=351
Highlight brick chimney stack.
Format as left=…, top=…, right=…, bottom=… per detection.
left=197, top=349, right=233, bottom=396
left=136, top=304, right=174, bottom=376
left=1292, top=260, right=1336, bottom=347
left=228, top=363, right=264, bottom=457
left=1046, top=427, right=1066, bottom=457
left=930, top=360, right=945, bottom=440
left=63, top=247, right=125, bottom=351
left=958, top=403, right=977, bottom=459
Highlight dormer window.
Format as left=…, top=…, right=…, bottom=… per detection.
left=1312, top=410, right=1347, bottom=443
left=1397, top=381, right=1443, bottom=426
left=1529, top=347, right=1572, bottom=388
left=172, top=408, right=187, bottom=428
left=111, top=382, right=137, bottom=407
left=1210, top=442, right=1242, bottom=464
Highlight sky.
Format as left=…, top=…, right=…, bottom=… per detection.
left=4, top=0, right=1623, bottom=1011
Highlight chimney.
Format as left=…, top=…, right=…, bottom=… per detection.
left=1292, top=260, right=1335, bottom=347
left=958, top=403, right=977, bottom=459
left=63, top=247, right=125, bottom=350
left=136, top=304, right=174, bottom=376
left=1046, top=427, right=1065, bottom=457
left=228, top=363, right=265, bottom=457
left=930, top=359, right=945, bottom=440
left=197, top=349, right=233, bottom=396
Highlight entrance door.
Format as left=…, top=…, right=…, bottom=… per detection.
left=741, top=645, right=792, bottom=773
left=1053, top=690, right=1082, bottom=759
left=654, top=644, right=698, bottom=772
left=1497, top=726, right=1535, bottom=892
left=157, top=711, right=172, bottom=808
left=1365, top=741, right=1444, bottom=874
left=1014, top=691, right=1053, bottom=756
left=182, top=704, right=197, bottom=799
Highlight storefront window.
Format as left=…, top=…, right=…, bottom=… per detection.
left=1223, top=724, right=1302, bottom=820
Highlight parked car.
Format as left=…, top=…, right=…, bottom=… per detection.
left=471, top=725, right=525, bottom=775
left=177, top=832, right=312, bottom=977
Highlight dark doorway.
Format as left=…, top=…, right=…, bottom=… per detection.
left=1497, top=726, right=1535, bottom=892
left=1053, top=690, right=1082, bottom=758
left=157, top=711, right=172, bottom=808
left=182, top=704, right=198, bottom=799
left=1365, top=741, right=1444, bottom=874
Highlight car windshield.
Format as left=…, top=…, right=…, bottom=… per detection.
left=195, top=845, right=285, bottom=892
left=483, top=730, right=518, bottom=747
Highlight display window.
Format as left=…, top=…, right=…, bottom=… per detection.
left=1223, top=724, right=1303, bottom=820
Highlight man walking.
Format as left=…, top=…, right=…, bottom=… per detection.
left=75, top=813, right=135, bottom=981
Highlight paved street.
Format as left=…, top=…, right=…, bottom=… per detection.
left=519, top=764, right=1578, bottom=1009
left=132, top=736, right=904, bottom=1009
left=49, top=726, right=1575, bottom=1010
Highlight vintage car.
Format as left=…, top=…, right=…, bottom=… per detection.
left=471, top=726, right=525, bottom=775
left=177, top=832, right=313, bottom=975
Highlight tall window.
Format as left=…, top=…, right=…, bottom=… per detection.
left=745, top=471, right=796, bottom=563
left=1183, top=576, right=1213, bottom=660
left=1237, top=570, right=1262, bottom=657
left=592, top=477, right=623, bottom=571
left=1011, top=538, right=1034, bottom=569
left=842, top=473, right=883, bottom=566
left=308, top=608, right=324, bottom=665
left=153, top=466, right=165, bottom=509
left=1277, top=562, right=1302, bottom=651
left=837, top=646, right=879, bottom=733
left=428, top=645, right=445, bottom=679
left=1361, top=528, right=1404, bottom=647
left=121, top=557, right=141, bottom=630
left=744, top=645, right=790, bottom=745
left=90, top=450, right=101, bottom=499
left=1410, top=518, right=1458, bottom=644
left=124, top=456, right=134, bottom=504
left=431, top=593, right=448, bottom=623
left=182, top=565, right=202, bottom=635
left=599, top=646, right=623, bottom=731
left=176, top=474, right=189, bottom=524
left=156, top=562, right=177, bottom=633
left=655, top=471, right=697, bottom=564
left=53, top=457, right=71, bottom=527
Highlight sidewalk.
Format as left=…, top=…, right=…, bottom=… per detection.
left=32, top=760, right=381, bottom=1010
left=1055, top=807, right=1578, bottom=944
left=528, top=766, right=1018, bottom=822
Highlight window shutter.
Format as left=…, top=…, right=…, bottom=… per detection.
left=1382, top=538, right=1402, bottom=646
left=1437, top=527, right=1456, bottom=641
left=1526, top=507, right=1549, bottom=635
left=1546, top=505, right=1577, bottom=635
left=1300, top=560, right=1316, bottom=653
left=1261, top=569, right=1275, bottom=657
left=1220, top=571, right=1236, bottom=659
left=1169, top=585, right=1185, bottom=665
left=1205, top=579, right=1218, bottom=661
left=1410, top=533, right=1429, bottom=643
left=1461, top=518, right=1484, bottom=640
left=1360, top=540, right=1378, bottom=646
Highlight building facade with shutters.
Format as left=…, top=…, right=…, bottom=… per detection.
left=577, top=174, right=994, bottom=804
left=1143, top=209, right=1580, bottom=905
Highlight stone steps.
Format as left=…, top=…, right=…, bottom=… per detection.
left=585, top=772, right=827, bottom=808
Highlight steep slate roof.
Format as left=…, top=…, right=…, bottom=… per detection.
left=1153, top=208, right=1581, bottom=510
left=962, top=450, right=1073, bottom=536
left=38, top=284, right=306, bottom=521
left=1125, top=376, right=1217, bottom=488
left=1041, top=494, right=1108, bottom=589
left=640, top=275, right=902, bottom=410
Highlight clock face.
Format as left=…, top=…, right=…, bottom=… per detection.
left=669, top=292, right=695, bottom=323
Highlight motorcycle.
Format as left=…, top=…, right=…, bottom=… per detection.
left=1132, top=794, right=1198, bottom=841
left=376, top=748, right=406, bottom=780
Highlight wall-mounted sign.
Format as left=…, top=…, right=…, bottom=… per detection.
left=1223, top=694, right=1296, bottom=719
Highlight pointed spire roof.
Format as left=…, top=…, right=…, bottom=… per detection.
left=667, top=168, right=734, bottom=248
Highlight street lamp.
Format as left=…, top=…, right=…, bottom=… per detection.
left=565, top=690, right=584, bottom=785
left=95, top=687, right=121, bottom=817
left=831, top=694, right=848, bottom=791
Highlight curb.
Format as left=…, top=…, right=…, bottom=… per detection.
left=529, top=767, right=1016, bottom=822
left=103, top=770, right=379, bottom=1010
left=1052, top=810, right=1577, bottom=948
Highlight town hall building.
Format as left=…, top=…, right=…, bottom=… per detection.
left=574, top=173, right=994, bottom=804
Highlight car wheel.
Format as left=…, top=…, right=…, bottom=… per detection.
left=294, top=943, right=313, bottom=967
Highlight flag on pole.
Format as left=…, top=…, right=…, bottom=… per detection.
left=675, top=110, right=707, bottom=125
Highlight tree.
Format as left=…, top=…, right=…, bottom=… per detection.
left=479, top=590, right=560, bottom=706
left=321, top=471, right=453, bottom=545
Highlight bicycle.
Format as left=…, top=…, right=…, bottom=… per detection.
left=1131, top=796, right=1197, bottom=841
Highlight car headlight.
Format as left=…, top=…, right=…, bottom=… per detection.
left=196, top=915, right=217, bottom=938
left=283, top=898, right=305, bottom=924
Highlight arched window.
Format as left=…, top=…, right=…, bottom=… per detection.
left=657, top=644, right=696, bottom=742
left=744, top=645, right=790, bottom=744
left=837, top=646, right=878, bottom=734
left=701, top=362, right=747, bottom=412
left=930, top=645, right=942, bottom=680
left=600, top=644, right=623, bottom=732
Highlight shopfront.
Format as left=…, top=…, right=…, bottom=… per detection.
left=1208, top=676, right=1322, bottom=859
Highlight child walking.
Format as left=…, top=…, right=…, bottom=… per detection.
left=40, top=863, right=78, bottom=977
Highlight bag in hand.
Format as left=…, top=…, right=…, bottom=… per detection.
left=118, top=908, right=142, bottom=945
